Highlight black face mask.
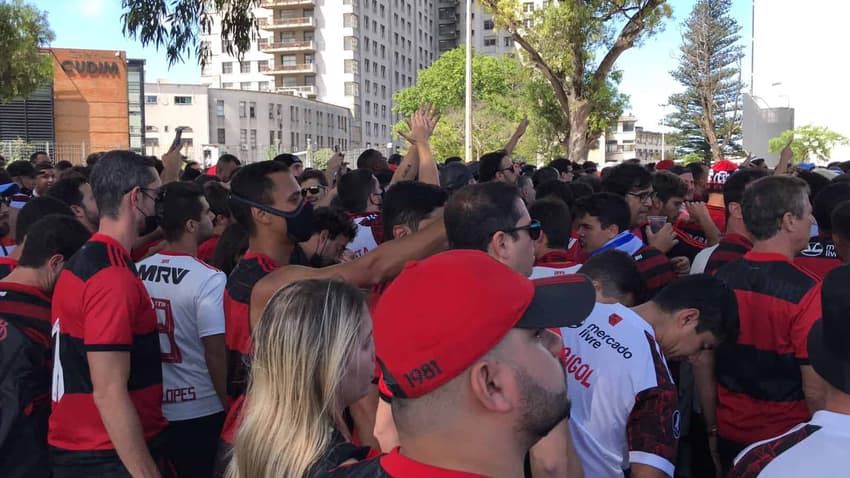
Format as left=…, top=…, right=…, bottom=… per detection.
left=229, top=193, right=314, bottom=243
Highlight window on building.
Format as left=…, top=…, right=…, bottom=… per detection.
left=217, top=128, right=226, bottom=144
left=483, top=19, right=494, bottom=30
left=523, top=2, right=534, bottom=12
left=365, top=100, right=371, bottom=114
left=381, top=25, right=386, bottom=38
left=145, top=95, right=157, bottom=104
left=216, top=100, right=225, bottom=117
left=484, top=37, right=496, bottom=46
left=344, top=13, right=357, bottom=28
left=304, top=54, right=314, bottom=64
left=250, top=129, right=257, bottom=149
left=382, top=124, right=387, bottom=137
left=344, top=36, right=358, bottom=51
left=364, top=36, right=370, bottom=51
left=281, top=54, right=296, bottom=66
left=145, top=137, right=159, bottom=147
left=239, top=101, right=246, bottom=118
left=381, top=65, right=386, bottom=78
left=222, top=82, right=233, bottom=89
left=221, top=62, right=233, bottom=75
left=304, top=30, right=314, bottom=41
left=240, top=61, right=251, bottom=73
left=257, top=37, right=268, bottom=49
left=145, top=125, right=158, bottom=133
left=270, top=130, right=276, bottom=146
left=240, top=82, right=251, bottom=90
left=240, top=128, right=247, bottom=147
left=345, top=82, right=359, bottom=96
left=381, top=85, right=386, bottom=99
left=380, top=4, right=385, bottom=16
left=269, top=103, right=275, bottom=119
left=504, top=36, right=512, bottom=47
left=373, top=103, right=378, bottom=116
left=344, top=59, right=357, bottom=74
left=381, top=44, right=386, bottom=58
left=174, top=96, right=192, bottom=105
left=622, top=121, right=635, bottom=132
left=259, top=82, right=270, bottom=92
left=291, top=131, right=297, bottom=149
left=365, top=121, right=371, bottom=136
left=365, top=80, right=371, bottom=93
left=258, top=60, right=269, bottom=72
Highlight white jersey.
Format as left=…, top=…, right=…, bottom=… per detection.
left=563, top=303, right=679, bottom=478
left=137, top=251, right=226, bottom=421
left=530, top=263, right=581, bottom=279
left=346, top=213, right=381, bottom=259
left=730, top=411, right=850, bottom=478
left=690, top=244, right=718, bottom=274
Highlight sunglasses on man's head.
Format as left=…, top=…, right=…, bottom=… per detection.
left=301, top=186, right=326, bottom=196
left=501, top=220, right=542, bottom=241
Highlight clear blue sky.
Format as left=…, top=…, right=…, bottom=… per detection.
left=39, top=0, right=751, bottom=131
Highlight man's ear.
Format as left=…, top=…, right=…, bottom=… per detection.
left=70, top=204, right=85, bottom=220
left=674, top=308, right=700, bottom=330
left=251, top=206, right=272, bottom=226
left=604, top=223, right=621, bottom=240
left=393, top=224, right=412, bottom=240
left=47, top=253, right=64, bottom=273
left=488, top=231, right=511, bottom=262
left=467, top=359, right=514, bottom=414
left=728, top=202, right=743, bottom=220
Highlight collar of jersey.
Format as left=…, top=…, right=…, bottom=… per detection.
left=0, top=281, right=50, bottom=302
left=243, top=251, right=281, bottom=270
left=156, top=250, right=194, bottom=258
left=380, top=448, right=490, bottom=477
left=91, top=233, right=130, bottom=257
left=743, top=251, right=791, bottom=263
left=811, top=410, right=850, bottom=432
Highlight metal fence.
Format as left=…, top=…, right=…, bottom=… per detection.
left=0, top=141, right=126, bottom=165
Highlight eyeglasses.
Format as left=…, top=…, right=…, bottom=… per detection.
left=497, top=166, right=516, bottom=174
left=627, top=190, right=657, bottom=202
left=301, top=186, right=326, bottom=197
left=501, top=220, right=542, bottom=240
left=123, top=186, right=160, bottom=201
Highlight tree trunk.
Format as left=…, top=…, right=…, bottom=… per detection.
left=569, top=102, right=591, bottom=162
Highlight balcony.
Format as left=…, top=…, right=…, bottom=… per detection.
left=261, top=0, right=314, bottom=6
left=267, top=63, right=316, bottom=75
left=258, top=16, right=315, bottom=30
left=262, top=40, right=315, bottom=53
left=277, top=85, right=317, bottom=97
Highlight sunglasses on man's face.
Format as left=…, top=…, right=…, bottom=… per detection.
left=301, top=186, right=326, bottom=197
left=501, top=220, right=542, bottom=241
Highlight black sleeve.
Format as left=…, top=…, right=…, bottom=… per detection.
left=0, top=325, right=30, bottom=448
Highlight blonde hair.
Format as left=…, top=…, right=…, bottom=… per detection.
left=226, top=279, right=368, bottom=478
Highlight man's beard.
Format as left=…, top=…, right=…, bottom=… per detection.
left=514, top=366, right=571, bottom=445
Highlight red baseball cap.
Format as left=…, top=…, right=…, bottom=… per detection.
left=708, top=159, right=738, bottom=191
left=373, top=250, right=595, bottom=399
left=656, top=160, right=675, bottom=171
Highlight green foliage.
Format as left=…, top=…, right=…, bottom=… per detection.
left=0, top=0, right=54, bottom=103
left=680, top=152, right=705, bottom=166
left=667, top=0, right=744, bottom=162
left=479, top=0, right=670, bottom=160
left=311, top=148, right=334, bottom=170
left=121, top=0, right=259, bottom=67
left=768, top=126, right=849, bottom=163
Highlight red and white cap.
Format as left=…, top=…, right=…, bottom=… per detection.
left=708, top=160, right=738, bottom=191
left=373, top=249, right=595, bottom=399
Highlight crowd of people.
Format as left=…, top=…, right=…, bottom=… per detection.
left=2, top=105, right=850, bottom=478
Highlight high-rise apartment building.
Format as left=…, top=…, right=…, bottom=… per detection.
left=437, top=1, right=515, bottom=55
left=201, top=0, right=439, bottom=149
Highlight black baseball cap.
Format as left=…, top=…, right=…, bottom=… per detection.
left=7, top=160, right=37, bottom=178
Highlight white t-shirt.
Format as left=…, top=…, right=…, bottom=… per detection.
left=730, top=410, right=850, bottom=478
left=346, top=213, right=381, bottom=259
left=563, top=302, right=679, bottom=478
left=137, top=251, right=226, bottom=421
left=690, top=244, right=719, bottom=274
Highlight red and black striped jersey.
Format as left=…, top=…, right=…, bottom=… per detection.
left=714, top=252, right=821, bottom=446
left=324, top=448, right=489, bottom=478
left=197, top=235, right=220, bottom=264
left=669, top=225, right=709, bottom=262
left=632, top=246, right=676, bottom=298
left=49, top=234, right=166, bottom=453
left=0, top=256, right=17, bottom=280
left=794, top=235, right=843, bottom=281
left=705, top=233, right=752, bottom=276
left=223, top=252, right=280, bottom=402
left=0, top=282, right=52, bottom=478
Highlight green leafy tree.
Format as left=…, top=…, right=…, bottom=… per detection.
left=667, top=0, right=744, bottom=163
left=769, top=126, right=849, bottom=163
left=0, top=0, right=54, bottom=103
left=479, top=0, right=669, bottom=161
left=121, top=0, right=258, bottom=67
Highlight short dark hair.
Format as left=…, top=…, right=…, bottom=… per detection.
left=46, top=175, right=87, bottom=208
left=652, top=171, right=689, bottom=203
left=548, top=158, right=571, bottom=174
left=831, top=200, right=850, bottom=243
left=204, top=181, right=231, bottom=219
left=30, top=151, right=48, bottom=163
left=529, top=198, right=571, bottom=250
left=89, top=150, right=159, bottom=219
left=180, top=167, right=202, bottom=182
left=229, top=161, right=290, bottom=235
left=601, top=163, right=652, bottom=197
left=722, top=168, right=771, bottom=216
left=18, top=215, right=91, bottom=268
left=85, top=152, right=103, bottom=167
left=573, top=193, right=631, bottom=233
left=209, top=223, right=248, bottom=276
left=337, top=169, right=377, bottom=214
left=55, top=160, right=73, bottom=171
left=576, top=174, right=602, bottom=193
left=273, top=153, right=301, bottom=168
left=388, top=153, right=403, bottom=166
left=382, top=181, right=448, bottom=240
left=312, top=207, right=357, bottom=241
left=298, top=169, right=328, bottom=187
left=478, top=150, right=509, bottom=182
left=742, top=176, right=810, bottom=241
left=15, top=197, right=74, bottom=244
left=217, top=154, right=241, bottom=166
left=532, top=167, right=559, bottom=188
left=194, top=174, right=220, bottom=188
left=535, top=180, right=574, bottom=208
left=445, top=182, right=523, bottom=251
left=797, top=170, right=831, bottom=203
left=444, top=156, right=462, bottom=164
left=688, top=162, right=708, bottom=181
left=578, top=250, right=647, bottom=305
left=356, top=149, right=385, bottom=169
left=670, top=165, right=689, bottom=176
left=156, top=182, right=205, bottom=242
left=567, top=181, right=594, bottom=201
left=812, top=182, right=850, bottom=233
left=652, top=274, right=739, bottom=342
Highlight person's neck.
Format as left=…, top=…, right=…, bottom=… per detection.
left=248, top=231, right=293, bottom=266
left=3, top=266, right=48, bottom=294
left=364, top=204, right=380, bottom=214
left=398, top=430, right=526, bottom=478
left=300, top=235, right=319, bottom=259
left=750, top=236, right=798, bottom=260
left=724, top=218, right=751, bottom=239
left=162, top=236, right=199, bottom=257
left=536, top=246, right=565, bottom=260
left=824, top=385, right=850, bottom=416
left=707, top=193, right=724, bottom=208
left=212, top=223, right=227, bottom=236
left=632, top=301, right=668, bottom=341
left=8, top=245, right=22, bottom=261
left=96, top=217, right=139, bottom=254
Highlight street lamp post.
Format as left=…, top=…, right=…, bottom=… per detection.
left=659, top=103, right=669, bottom=162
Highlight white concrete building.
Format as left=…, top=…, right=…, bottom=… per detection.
left=438, top=0, right=543, bottom=56
left=144, top=82, right=352, bottom=165
left=200, top=0, right=440, bottom=149
left=595, top=115, right=674, bottom=164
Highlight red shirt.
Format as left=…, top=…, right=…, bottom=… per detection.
left=794, top=235, right=843, bottom=281
left=713, top=251, right=821, bottom=445
left=223, top=252, right=281, bottom=402
left=327, top=448, right=490, bottom=477
left=0, top=256, right=18, bottom=280
left=707, top=204, right=727, bottom=233
left=49, top=234, right=166, bottom=453
left=197, top=235, right=220, bottom=264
